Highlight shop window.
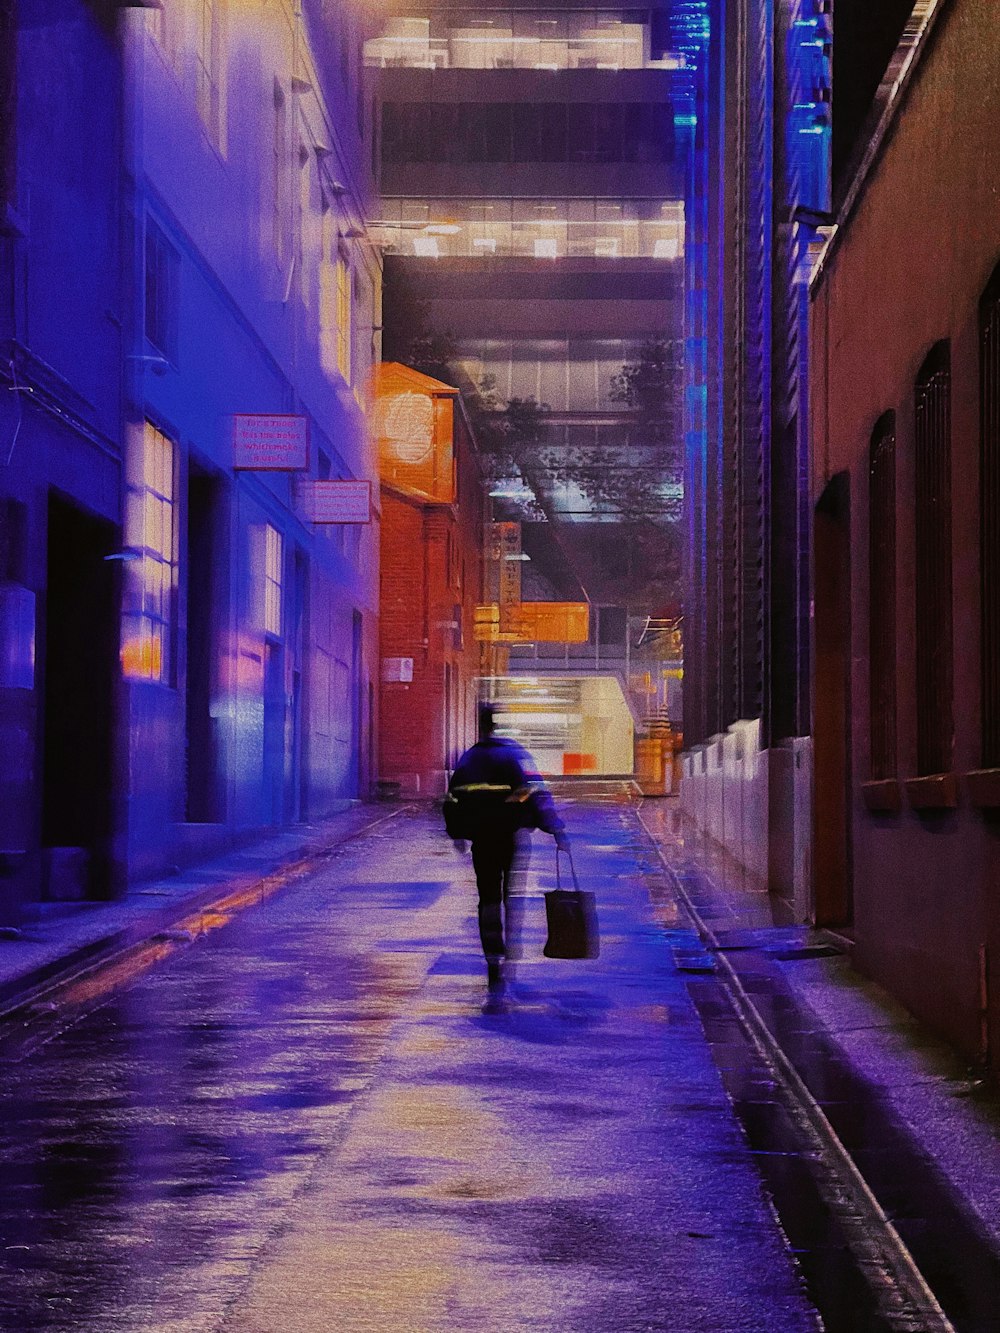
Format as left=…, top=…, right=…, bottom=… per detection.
left=913, top=342, right=953, bottom=776
left=868, top=412, right=896, bottom=779
left=980, top=263, right=1000, bottom=767
left=145, top=220, right=179, bottom=361
left=122, top=422, right=177, bottom=682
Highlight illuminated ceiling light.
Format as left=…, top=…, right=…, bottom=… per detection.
left=424, top=222, right=462, bottom=235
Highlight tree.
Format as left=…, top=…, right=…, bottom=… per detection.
left=609, top=338, right=683, bottom=436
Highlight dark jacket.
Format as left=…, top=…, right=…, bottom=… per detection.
left=445, top=736, right=564, bottom=841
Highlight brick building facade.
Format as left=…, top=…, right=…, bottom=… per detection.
left=378, top=366, right=485, bottom=796
left=809, top=0, right=1000, bottom=1063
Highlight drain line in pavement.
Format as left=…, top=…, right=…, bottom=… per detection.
left=635, top=807, right=956, bottom=1333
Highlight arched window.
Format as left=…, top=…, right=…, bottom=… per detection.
left=868, top=412, right=896, bottom=780
left=980, top=264, right=1000, bottom=768
left=914, top=342, right=953, bottom=777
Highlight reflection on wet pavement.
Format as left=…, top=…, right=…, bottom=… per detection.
left=0, top=805, right=820, bottom=1332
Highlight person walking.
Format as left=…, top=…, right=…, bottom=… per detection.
left=445, top=705, right=568, bottom=993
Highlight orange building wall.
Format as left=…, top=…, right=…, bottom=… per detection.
left=378, top=411, right=484, bottom=796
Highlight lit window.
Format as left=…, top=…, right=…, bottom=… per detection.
left=594, top=237, right=619, bottom=258
left=122, top=422, right=177, bottom=682
left=413, top=235, right=440, bottom=257
left=654, top=237, right=679, bottom=260
left=473, top=237, right=497, bottom=253
left=263, top=525, right=283, bottom=637
left=534, top=238, right=558, bottom=259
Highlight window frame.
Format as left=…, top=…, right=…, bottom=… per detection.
left=980, top=264, right=1000, bottom=768
left=913, top=341, right=954, bottom=778
left=868, top=411, right=897, bottom=780
left=122, top=421, right=178, bottom=685
left=144, top=218, right=180, bottom=364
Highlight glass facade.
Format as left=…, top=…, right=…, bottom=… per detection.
left=455, top=337, right=670, bottom=412
left=382, top=100, right=676, bottom=165
left=377, top=197, right=683, bottom=260
left=366, top=10, right=680, bottom=71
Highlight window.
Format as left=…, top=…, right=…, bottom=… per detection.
left=598, top=606, right=627, bottom=645
left=272, top=81, right=290, bottom=265
left=145, top=220, right=179, bottom=360
left=195, top=0, right=224, bottom=148
left=981, top=264, right=1000, bottom=767
left=381, top=102, right=669, bottom=165
left=914, top=342, right=954, bottom=776
left=868, top=412, right=896, bottom=779
left=122, top=422, right=177, bottom=682
left=336, top=242, right=352, bottom=383
left=263, top=524, right=283, bottom=638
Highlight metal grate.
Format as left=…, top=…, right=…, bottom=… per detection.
left=914, top=343, right=953, bottom=777
left=981, top=269, right=1000, bottom=767
left=869, top=413, right=897, bottom=779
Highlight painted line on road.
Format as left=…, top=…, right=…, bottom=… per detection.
left=634, top=805, right=956, bottom=1333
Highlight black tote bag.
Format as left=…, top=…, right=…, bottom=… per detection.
left=543, top=847, right=599, bottom=960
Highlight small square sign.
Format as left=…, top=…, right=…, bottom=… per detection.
left=381, top=657, right=414, bottom=683
left=232, top=414, right=309, bottom=471
left=304, top=480, right=372, bottom=524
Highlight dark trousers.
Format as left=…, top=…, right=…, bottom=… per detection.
left=471, top=832, right=524, bottom=961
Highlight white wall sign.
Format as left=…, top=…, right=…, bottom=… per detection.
left=304, top=480, right=372, bottom=524
left=232, top=414, right=309, bottom=471
left=381, top=657, right=414, bottom=683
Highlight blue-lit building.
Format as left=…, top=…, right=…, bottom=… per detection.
left=0, top=0, right=126, bottom=918
left=678, top=0, right=831, bottom=909
left=0, top=0, right=381, bottom=916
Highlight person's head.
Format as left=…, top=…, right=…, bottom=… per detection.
left=478, top=703, right=498, bottom=740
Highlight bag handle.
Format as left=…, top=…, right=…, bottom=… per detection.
left=555, top=843, right=580, bottom=893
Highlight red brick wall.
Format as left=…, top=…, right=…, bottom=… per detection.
left=809, top=0, right=1000, bottom=1062
left=378, top=408, right=484, bottom=796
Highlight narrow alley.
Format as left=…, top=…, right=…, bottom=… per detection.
left=0, top=796, right=814, bottom=1332
left=1, top=794, right=998, bottom=1331
left=4, top=0, right=1000, bottom=1328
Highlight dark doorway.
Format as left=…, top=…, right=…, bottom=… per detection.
left=289, top=550, right=308, bottom=822
left=42, top=493, right=119, bottom=899
left=185, top=468, right=221, bottom=822
left=812, top=472, right=853, bottom=927
left=351, top=608, right=363, bottom=797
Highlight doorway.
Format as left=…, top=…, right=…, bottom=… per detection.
left=184, top=468, right=221, bottom=822
left=351, top=609, right=363, bottom=797
left=42, top=493, right=118, bottom=898
left=812, top=472, right=853, bottom=927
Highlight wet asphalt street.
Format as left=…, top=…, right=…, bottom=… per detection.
left=0, top=796, right=821, bottom=1332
